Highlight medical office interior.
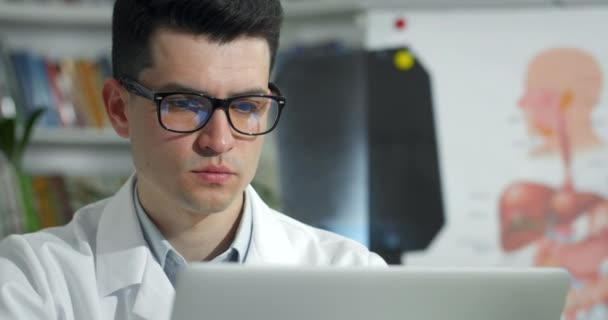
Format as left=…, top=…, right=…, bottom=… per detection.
left=0, top=0, right=607, bottom=318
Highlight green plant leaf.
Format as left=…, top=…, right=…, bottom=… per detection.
left=0, top=117, right=16, bottom=162
left=16, top=108, right=45, bottom=164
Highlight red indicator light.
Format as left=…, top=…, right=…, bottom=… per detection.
left=395, top=18, right=407, bottom=30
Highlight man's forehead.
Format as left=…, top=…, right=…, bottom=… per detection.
left=146, top=29, right=270, bottom=71
left=150, top=28, right=269, bottom=54
left=140, top=29, right=270, bottom=95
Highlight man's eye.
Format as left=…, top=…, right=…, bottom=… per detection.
left=232, top=101, right=257, bottom=113
left=173, top=99, right=200, bottom=111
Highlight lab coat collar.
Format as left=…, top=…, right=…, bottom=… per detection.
left=244, top=185, right=298, bottom=265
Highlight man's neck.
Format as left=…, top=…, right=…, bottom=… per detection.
left=138, top=186, right=245, bottom=262
left=166, top=204, right=244, bottom=262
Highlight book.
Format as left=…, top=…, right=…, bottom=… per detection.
left=46, top=61, right=79, bottom=127
left=28, top=53, right=60, bottom=127
left=31, top=176, right=58, bottom=228
left=9, top=51, right=35, bottom=123
left=75, top=59, right=107, bottom=128
left=47, top=175, right=73, bottom=224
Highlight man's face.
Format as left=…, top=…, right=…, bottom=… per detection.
left=127, top=29, right=270, bottom=216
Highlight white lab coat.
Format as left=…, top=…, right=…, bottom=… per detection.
left=0, top=176, right=386, bottom=320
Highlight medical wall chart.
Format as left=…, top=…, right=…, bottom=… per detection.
left=368, top=7, right=608, bottom=320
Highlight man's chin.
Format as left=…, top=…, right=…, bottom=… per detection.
left=183, top=189, right=242, bottom=215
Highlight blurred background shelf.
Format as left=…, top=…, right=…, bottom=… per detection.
left=23, top=128, right=133, bottom=176
left=30, top=128, right=126, bottom=145
left=0, top=2, right=112, bottom=28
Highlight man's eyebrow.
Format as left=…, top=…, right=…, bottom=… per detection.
left=156, top=82, right=210, bottom=95
left=230, top=88, right=269, bottom=96
left=156, top=82, right=269, bottom=97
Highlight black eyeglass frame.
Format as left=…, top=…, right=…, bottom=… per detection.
left=118, top=77, right=287, bottom=136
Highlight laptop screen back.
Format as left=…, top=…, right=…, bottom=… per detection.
left=171, top=265, right=568, bottom=320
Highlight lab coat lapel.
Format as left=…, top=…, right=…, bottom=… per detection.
left=245, top=186, right=298, bottom=265
left=95, top=175, right=174, bottom=320
left=96, top=175, right=149, bottom=296
left=131, top=254, right=175, bottom=320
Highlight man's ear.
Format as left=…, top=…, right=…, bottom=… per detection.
left=102, top=78, right=130, bottom=138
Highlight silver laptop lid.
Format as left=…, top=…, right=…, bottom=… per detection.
left=171, top=265, right=569, bottom=320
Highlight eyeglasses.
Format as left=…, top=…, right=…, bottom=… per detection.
left=118, top=77, right=286, bottom=136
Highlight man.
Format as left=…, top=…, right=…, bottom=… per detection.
left=0, top=1, right=386, bottom=319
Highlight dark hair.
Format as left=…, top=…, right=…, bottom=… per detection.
left=111, top=0, right=283, bottom=79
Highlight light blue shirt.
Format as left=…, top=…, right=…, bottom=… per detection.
left=133, top=179, right=253, bottom=287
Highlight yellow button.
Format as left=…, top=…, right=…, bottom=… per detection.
left=394, top=50, right=415, bottom=71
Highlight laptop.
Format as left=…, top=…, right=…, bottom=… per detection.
left=171, top=265, right=569, bottom=320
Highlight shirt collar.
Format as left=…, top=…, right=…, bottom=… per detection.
left=132, top=177, right=253, bottom=268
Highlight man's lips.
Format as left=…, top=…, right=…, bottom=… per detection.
left=191, top=165, right=236, bottom=184
left=192, top=165, right=235, bottom=174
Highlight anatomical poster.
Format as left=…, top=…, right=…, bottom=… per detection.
left=364, top=7, right=608, bottom=319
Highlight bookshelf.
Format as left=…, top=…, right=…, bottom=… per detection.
left=0, top=2, right=122, bottom=176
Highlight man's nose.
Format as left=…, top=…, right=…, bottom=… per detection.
left=196, top=109, right=235, bottom=154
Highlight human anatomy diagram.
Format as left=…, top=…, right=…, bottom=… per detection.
left=499, top=48, right=608, bottom=319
